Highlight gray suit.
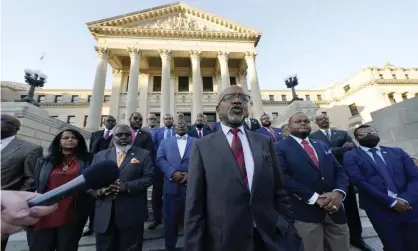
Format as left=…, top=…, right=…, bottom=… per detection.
left=141, top=125, right=159, bottom=134
left=184, top=129, right=303, bottom=251
left=1, top=137, right=43, bottom=191
left=92, top=146, right=154, bottom=251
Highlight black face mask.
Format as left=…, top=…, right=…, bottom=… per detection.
left=291, top=131, right=310, bottom=139
left=358, top=135, right=380, bottom=148
left=195, top=124, right=204, bottom=129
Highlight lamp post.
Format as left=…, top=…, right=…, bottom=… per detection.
left=21, top=69, right=47, bottom=107
left=285, top=76, right=303, bottom=103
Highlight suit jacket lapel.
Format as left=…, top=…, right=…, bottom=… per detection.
left=246, top=131, right=262, bottom=193
left=310, top=140, right=325, bottom=172
left=119, top=148, right=135, bottom=169
left=106, top=148, right=117, bottom=163
left=212, top=130, right=249, bottom=192
left=1, top=138, right=21, bottom=161
left=315, top=130, right=331, bottom=146
left=183, top=137, right=193, bottom=160
left=286, top=137, right=318, bottom=170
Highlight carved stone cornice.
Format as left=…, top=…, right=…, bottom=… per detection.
left=40, top=102, right=111, bottom=108
left=244, top=51, right=257, bottom=62
left=127, top=47, right=142, bottom=59
left=94, top=46, right=109, bottom=58
left=217, top=51, right=229, bottom=61
left=112, top=69, right=123, bottom=77
left=159, top=49, right=172, bottom=62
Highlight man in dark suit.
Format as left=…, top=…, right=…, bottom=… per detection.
left=188, top=115, right=212, bottom=138
left=89, top=115, right=116, bottom=154
left=344, top=125, right=418, bottom=251
left=93, top=124, right=154, bottom=251
left=149, top=114, right=176, bottom=230
left=257, top=113, right=282, bottom=142
left=185, top=86, right=303, bottom=251
left=128, top=112, right=154, bottom=154
left=309, top=114, right=373, bottom=251
left=244, top=113, right=261, bottom=131
left=1, top=114, right=43, bottom=251
left=275, top=112, right=350, bottom=251
left=156, top=119, right=195, bottom=250
left=211, top=117, right=222, bottom=132
left=142, top=113, right=159, bottom=135
left=84, top=115, right=116, bottom=236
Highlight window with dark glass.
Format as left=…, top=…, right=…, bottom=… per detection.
left=272, top=112, right=278, bottom=119
left=21, top=95, right=27, bottom=99
left=230, top=77, right=236, bottom=85
left=202, top=77, right=214, bottom=92
left=104, top=95, right=111, bottom=102
left=67, top=115, right=76, bottom=126
left=348, top=103, right=359, bottom=116
left=55, top=95, right=63, bottom=103
left=152, top=113, right=161, bottom=123
left=269, top=95, right=275, bottom=101
left=126, top=76, right=130, bottom=92
left=100, top=115, right=108, bottom=127
left=83, top=116, right=88, bottom=127
left=183, top=112, right=191, bottom=124
left=71, top=95, right=79, bottom=103
left=281, top=95, right=287, bottom=101
left=305, top=95, right=311, bottom=100
left=178, top=76, right=189, bottom=92
left=51, top=115, right=58, bottom=119
left=88, top=95, right=92, bottom=102
left=317, top=95, right=323, bottom=101
left=38, top=95, right=46, bottom=102
left=153, top=76, right=161, bottom=92
left=343, top=85, right=350, bottom=92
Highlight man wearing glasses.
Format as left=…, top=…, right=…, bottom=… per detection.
left=344, top=124, right=418, bottom=251
left=184, top=86, right=302, bottom=251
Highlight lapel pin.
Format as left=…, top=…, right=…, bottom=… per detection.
left=383, top=151, right=387, bottom=154
left=131, top=153, right=135, bottom=156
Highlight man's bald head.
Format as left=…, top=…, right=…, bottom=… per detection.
left=1, top=114, right=21, bottom=139
left=315, top=113, right=330, bottom=129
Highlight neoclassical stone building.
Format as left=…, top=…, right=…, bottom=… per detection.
left=1, top=3, right=418, bottom=131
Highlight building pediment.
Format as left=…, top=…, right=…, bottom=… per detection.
left=87, top=2, right=262, bottom=45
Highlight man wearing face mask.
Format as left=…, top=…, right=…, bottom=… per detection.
left=275, top=112, right=350, bottom=251
left=343, top=125, right=418, bottom=251
left=188, top=114, right=212, bottom=138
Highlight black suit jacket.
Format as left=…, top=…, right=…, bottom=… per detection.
left=109, top=129, right=154, bottom=156
left=309, top=129, right=355, bottom=164
left=185, top=129, right=303, bottom=251
left=244, top=118, right=261, bottom=131
left=187, top=126, right=212, bottom=138
left=92, top=146, right=154, bottom=233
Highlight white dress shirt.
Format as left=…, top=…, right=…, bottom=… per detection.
left=1, top=136, right=16, bottom=151
left=360, top=145, right=405, bottom=207
left=319, top=128, right=332, bottom=138
left=221, top=123, right=255, bottom=192
left=176, top=134, right=187, bottom=158
left=289, top=134, right=346, bottom=205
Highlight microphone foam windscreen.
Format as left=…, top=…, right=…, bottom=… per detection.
left=83, top=160, right=120, bottom=189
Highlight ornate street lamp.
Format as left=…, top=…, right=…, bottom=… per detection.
left=21, top=69, right=47, bottom=107
left=285, top=76, right=303, bottom=102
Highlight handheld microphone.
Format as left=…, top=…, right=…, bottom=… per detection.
left=27, top=160, right=119, bottom=207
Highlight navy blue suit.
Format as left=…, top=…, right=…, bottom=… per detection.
left=187, top=126, right=212, bottom=138
left=344, top=146, right=418, bottom=251
left=257, top=127, right=282, bottom=142
left=275, top=136, right=349, bottom=224
left=156, top=136, right=194, bottom=249
left=211, top=121, right=221, bottom=132
left=151, top=126, right=176, bottom=222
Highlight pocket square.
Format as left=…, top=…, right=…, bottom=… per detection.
left=131, top=158, right=140, bottom=164
left=325, top=149, right=332, bottom=155
left=263, top=151, right=272, bottom=160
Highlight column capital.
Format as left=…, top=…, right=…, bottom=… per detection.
left=127, top=47, right=142, bottom=59
left=94, top=46, right=109, bottom=58
left=217, top=51, right=229, bottom=61
left=139, top=73, right=149, bottom=79
left=159, top=49, right=172, bottom=61
left=190, top=50, right=201, bottom=63
left=245, top=51, right=257, bottom=62
left=112, top=69, right=123, bottom=77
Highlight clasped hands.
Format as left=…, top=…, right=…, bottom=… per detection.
left=342, top=142, right=356, bottom=148
left=171, top=171, right=188, bottom=184
left=98, top=179, right=127, bottom=197
left=393, top=199, right=412, bottom=213
left=315, top=191, right=343, bottom=214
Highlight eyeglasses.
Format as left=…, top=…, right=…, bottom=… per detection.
left=221, top=94, right=251, bottom=103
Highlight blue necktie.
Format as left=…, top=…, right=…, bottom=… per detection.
left=369, top=148, right=397, bottom=193
left=166, top=128, right=172, bottom=138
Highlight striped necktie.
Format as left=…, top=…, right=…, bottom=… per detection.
left=230, top=128, right=248, bottom=186
left=325, top=130, right=332, bottom=141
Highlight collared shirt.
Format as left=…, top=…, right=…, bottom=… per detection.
left=103, top=129, right=113, bottom=138
left=1, top=136, right=16, bottom=151
left=221, top=123, right=255, bottom=192
left=319, top=128, right=332, bottom=138
left=245, top=118, right=252, bottom=130
left=289, top=134, right=346, bottom=205
left=176, top=134, right=187, bottom=158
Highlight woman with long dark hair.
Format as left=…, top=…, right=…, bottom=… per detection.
left=26, top=129, right=94, bottom=251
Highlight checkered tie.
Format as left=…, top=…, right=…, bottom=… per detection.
left=325, top=130, right=332, bottom=141
left=230, top=128, right=248, bottom=186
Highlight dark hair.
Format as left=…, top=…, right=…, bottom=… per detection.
left=47, top=129, right=89, bottom=165
left=353, top=124, right=372, bottom=137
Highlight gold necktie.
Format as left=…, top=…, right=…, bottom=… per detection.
left=117, top=152, right=126, bottom=167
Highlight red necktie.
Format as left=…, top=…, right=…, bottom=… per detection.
left=104, top=131, right=110, bottom=139
left=301, top=139, right=319, bottom=168
left=230, top=128, right=248, bottom=186
left=198, top=129, right=203, bottom=138
left=267, top=127, right=276, bottom=141
left=132, top=129, right=137, bottom=142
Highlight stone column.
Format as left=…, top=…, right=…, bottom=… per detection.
left=217, top=51, right=230, bottom=91
left=86, top=46, right=109, bottom=130
left=245, top=52, right=264, bottom=120
left=125, top=47, right=141, bottom=123
left=138, top=73, right=149, bottom=118
left=190, top=50, right=203, bottom=120
left=170, top=74, right=176, bottom=116
left=109, top=69, right=123, bottom=119
left=393, top=93, right=404, bottom=103
left=160, top=49, right=172, bottom=125
left=239, top=72, right=248, bottom=92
